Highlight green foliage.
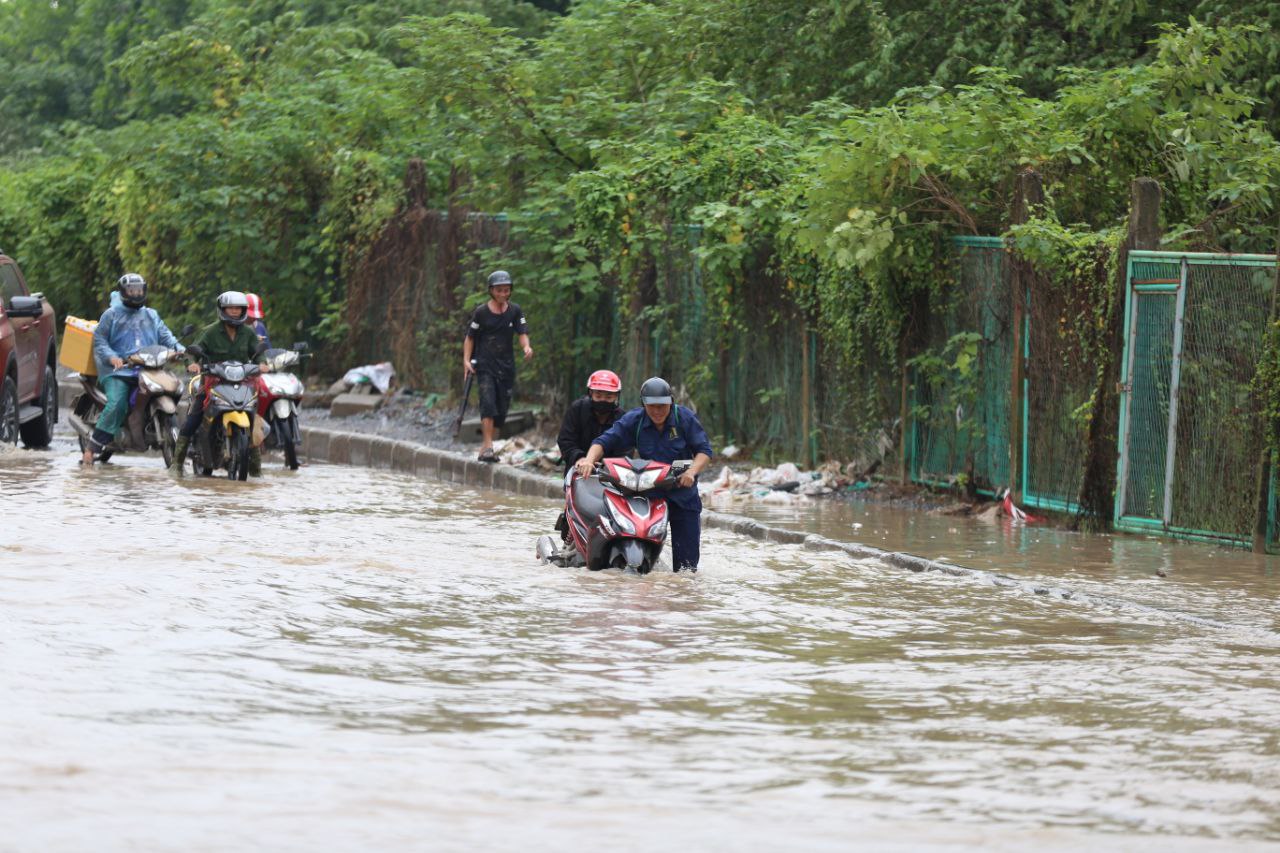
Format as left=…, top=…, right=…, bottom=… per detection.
left=5, top=0, right=1280, bottom=464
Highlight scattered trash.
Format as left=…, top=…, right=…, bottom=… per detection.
left=721, top=444, right=740, bottom=460
left=491, top=437, right=561, bottom=472
left=702, top=460, right=841, bottom=505
left=999, top=488, right=1044, bottom=523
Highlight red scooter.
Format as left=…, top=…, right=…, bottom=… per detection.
left=256, top=343, right=309, bottom=470
left=536, top=457, right=691, bottom=574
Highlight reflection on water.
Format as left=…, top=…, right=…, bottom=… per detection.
left=2, top=444, right=1279, bottom=851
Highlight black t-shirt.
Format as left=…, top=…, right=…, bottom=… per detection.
left=466, top=301, right=528, bottom=376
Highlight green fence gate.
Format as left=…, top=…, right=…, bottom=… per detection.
left=1115, top=250, right=1277, bottom=544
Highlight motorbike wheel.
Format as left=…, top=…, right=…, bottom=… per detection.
left=227, top=424, right=250, bottom=481
left=156, top=411, right=177, bottom=468
left=280, top=415, right=300, bottom=471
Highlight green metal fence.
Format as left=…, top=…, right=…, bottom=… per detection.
left=1115, top=250, right=1277, bottom=544
left=909, top=236, right=1011, bottom=493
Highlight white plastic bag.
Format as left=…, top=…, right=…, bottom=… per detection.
left=341, top=361, right=396, bottom=393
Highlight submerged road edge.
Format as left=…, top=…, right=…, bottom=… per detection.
left=299, top=425, right=1249, bottom=635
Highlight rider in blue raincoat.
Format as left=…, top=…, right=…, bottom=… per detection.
left=83, top=274, right=183, bottom=465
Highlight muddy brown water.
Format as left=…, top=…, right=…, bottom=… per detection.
left=3, top=442, right=1280, bottom=851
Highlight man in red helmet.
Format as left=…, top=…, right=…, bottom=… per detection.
left=557, top=369, right=625, bottom=474
left=554, top=369, right=627, bottom=541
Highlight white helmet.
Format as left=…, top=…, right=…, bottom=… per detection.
left=217, top=290, right=250, bottom=326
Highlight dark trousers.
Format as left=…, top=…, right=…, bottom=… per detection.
left=668, top=505, right=702, bottom=570
left=477, top=370, right=513, bottom=428
left=179, top=395, right=206, bottom=438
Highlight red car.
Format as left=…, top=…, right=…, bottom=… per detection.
left=0, top=250, right=58, bottom=447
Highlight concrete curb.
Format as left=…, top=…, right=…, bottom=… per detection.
left=298, top=424, right=1244, bottom=633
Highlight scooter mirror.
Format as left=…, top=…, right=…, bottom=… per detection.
left=186, top=344, right=206, bottom=362
left=253, top=340, right=270, bottom=358
left=292, top=342, right=309, bottom=353
left=180, top=323, right=196, bottom=338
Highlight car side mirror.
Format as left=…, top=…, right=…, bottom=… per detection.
left=6, top=295, right=42, bottom=318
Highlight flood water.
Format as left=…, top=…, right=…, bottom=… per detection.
left=3, top=441, right=1280, bottom=851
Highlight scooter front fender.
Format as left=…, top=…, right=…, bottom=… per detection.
left=156, top=395, right=178, bottom=414
left=222, top=410, right=251, bottom=434
left=614, top=539, right=652, bottom=574
left=272, top=398, right=294, bottom=419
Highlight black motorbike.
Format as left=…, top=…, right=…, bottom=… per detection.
left=184, top=341, right=268, bottom=480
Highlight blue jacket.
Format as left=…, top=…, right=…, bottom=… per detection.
left=92, top=293, right=184, bottom=378
left=253, top=319, right=271, bottom=349
left=592, top=404, right=714, bottom=511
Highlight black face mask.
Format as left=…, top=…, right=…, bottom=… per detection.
left=590, top=399, right=617, bottom=415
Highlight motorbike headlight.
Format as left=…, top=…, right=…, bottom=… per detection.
left=607, top=466, right=636, bottom=491
left=649, top=516, right=668, bottom=540
left=223, top=364, right=246, bottom=382
left=637, top=469, right=661, bottom=491
left=608, top=501, right=636, bottom=535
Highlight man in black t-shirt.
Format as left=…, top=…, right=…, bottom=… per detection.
left=462, top=270, right=532, bottom=462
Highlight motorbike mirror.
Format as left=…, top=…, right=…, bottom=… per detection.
left=292, top=341, right=309, bottom=353
left=253, top=340, right=270, bottom=358
left=186, top=344, right=206, bottom=362
left=180, top=323, right=196, bottom=338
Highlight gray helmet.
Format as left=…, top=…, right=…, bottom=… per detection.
left=639, top=376, right=673, bottom=405
left=487, top=270, right=512, bottom=290
left=216, top=290, right=250, bottom=326
left=117, top=273, right=147, bottom=308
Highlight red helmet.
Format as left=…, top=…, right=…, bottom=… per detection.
left=245, top=292, right=264, bottom=320
left=586, top=369, right=622, bottom=393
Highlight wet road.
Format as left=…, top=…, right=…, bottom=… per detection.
left=3, top=442, right=1280, bottom=851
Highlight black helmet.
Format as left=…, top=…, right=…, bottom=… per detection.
left=639, top=376, right=673, bottom=405
left=216, top=290, right=250, bottom=326
left=487, top=270, right=512, bottom=289
left=117, top=273, right=147, bottom=308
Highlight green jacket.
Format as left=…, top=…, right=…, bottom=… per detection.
left=194, top=321, right=263, bottom=364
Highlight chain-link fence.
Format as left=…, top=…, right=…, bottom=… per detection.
left=1021, top=254, right=1107, bottom=514
left=349, top=208, right=1280, bottom=548
left=908, top=237, right=1012, bottom=493
left=1116, top=251, right=1276, bottom=544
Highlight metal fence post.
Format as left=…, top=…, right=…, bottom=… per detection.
left=1161, top=259, right=1189, bottom=527
left=1254, top=219, right=1280, bottom=552
left=1009, top=169, right=1042, bottom=502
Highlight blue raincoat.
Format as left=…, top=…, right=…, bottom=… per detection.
left=91, top=292, right=184, bottom=378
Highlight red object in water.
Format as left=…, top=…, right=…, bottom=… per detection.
left=1001, top=489, right=1044, bottom=523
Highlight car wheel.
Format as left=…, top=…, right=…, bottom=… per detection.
left=19, top=365, right=56, bottom=448
left=0, top=375, right=18, bottom=445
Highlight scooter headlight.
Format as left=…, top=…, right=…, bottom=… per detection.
left=610, top=467, right=638, bottom=491
left=637, top=469, right=661, bottom=491
left=608, top=500, right=636, bottom=535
